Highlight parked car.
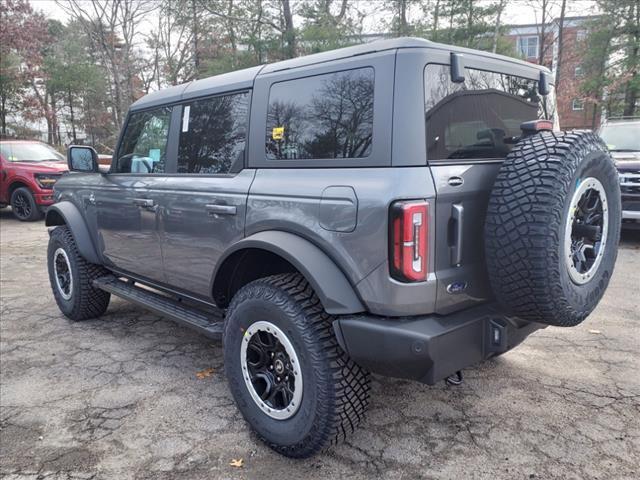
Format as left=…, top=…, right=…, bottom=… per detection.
left=45, top=38, right=621, bottom=458
left=0, top=140, right=68, bottom=221
left=598, top=117, right=640, bottom=228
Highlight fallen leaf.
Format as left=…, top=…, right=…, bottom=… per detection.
left=588, top=329, right=601, bottom=334
left=229, top=458, right=244, bottom=468
left=195, top=368, right=215, bottom=379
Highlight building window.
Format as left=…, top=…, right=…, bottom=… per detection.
left=576, top=29, right=587, bottom=41
left=517, top=36, right=539, bottom=58
left=574, top=66, right=583, bottom=77
left=572, top=99, right=585, bottom=111
left=266, top=68, right=374, bottom=160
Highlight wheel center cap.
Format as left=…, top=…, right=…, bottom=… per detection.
left=274, top=359, right=285, bottom=375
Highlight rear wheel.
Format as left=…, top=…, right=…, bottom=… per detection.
left=485, top=131, right=621, bottom=327
left=10, top=187, right=42, bottom=221
left=223, top=273, right=370, bottom=458
left=47, top=226, right=111, bottom=321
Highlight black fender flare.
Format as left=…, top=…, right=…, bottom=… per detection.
left=45, top=201, right=101, bottom=265
left=213, top=231, right=365, bottom=315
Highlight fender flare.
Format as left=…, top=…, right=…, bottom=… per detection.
left=213, top=231, right=365, bottom=315
left=45, top=201, right=101, bottom=265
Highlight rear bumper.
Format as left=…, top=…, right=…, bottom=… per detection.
left=333, top=303, right=544, bottom=385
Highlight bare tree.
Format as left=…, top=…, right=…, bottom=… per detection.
left=56, top=0, right=154, bottom=127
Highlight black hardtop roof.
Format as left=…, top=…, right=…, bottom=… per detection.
left=130, top=37, right=550, bottom=112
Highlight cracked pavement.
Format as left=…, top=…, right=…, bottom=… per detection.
left=1, top=209, right=639, bottom=480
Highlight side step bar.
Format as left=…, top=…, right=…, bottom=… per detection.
left=93, top=276, right=224, bottom=339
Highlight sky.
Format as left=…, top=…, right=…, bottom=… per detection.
left=32, top=0, right=601, bottom=29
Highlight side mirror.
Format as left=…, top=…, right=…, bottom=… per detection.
left=539, top=71, right=552, bottom=96
left=450, top=52, right=466, bottom=83
left=67, top=145, right=99, bottom=173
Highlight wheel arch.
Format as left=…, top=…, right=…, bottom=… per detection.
left=8, top=180, right=32, bottom=196
left=45, top=201, right=101, bottom=265
left=212, top=231, right=365, bottom=315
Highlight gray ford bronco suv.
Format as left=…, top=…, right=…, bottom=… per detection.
left=46, top=38, right=621, bottom=457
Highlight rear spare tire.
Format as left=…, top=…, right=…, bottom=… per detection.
left=485, top=131, right=621, bottom=327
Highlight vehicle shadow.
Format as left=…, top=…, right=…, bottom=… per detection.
left=620, top=227, right=640, bottom=248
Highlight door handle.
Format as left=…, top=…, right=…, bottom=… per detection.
left=205, top=204, right=237, bottom=216
left=450, top=203, right=464, bottom=267
left=132, top=198, right=155, bottom=208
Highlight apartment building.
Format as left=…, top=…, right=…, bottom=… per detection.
left=506, top=16, right=599, bottom=130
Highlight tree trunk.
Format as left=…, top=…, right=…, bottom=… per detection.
left=398, top=0, right=408, bottom=36
left=68, top=88, right=77, bottom=144
left=467, top=0, right=474, bottom=47
left=492, top=0, right=506, bottom=53
left=282, top=0, right=296, bottom=59
left=555, top=0, right=567, bottom=93
left=49, top=92, right=59, bottom=146
left=432, top=0, right=440, bottom=40
left=192, top=0, right=200, bottom=76
left=538, top=0, right=547, bottom=66
left=622, top=1, right=639, bottom=116
left=1, top=94, right=6, bottom=135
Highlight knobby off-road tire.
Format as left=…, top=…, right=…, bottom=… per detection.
left=485, top=131, right=621, bottom=327
left=10, top=187, right=42, bottom=222
left=223, top=273, right=370, bottom=458
left=47, top=226, right=111, bottom=321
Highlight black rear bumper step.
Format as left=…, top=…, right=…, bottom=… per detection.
left=333, top=303, right=544, bottom=385
left=93, top=276, right=224, bottom=339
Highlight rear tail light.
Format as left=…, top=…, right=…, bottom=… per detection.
left=389, top=200, right=429, bottom=282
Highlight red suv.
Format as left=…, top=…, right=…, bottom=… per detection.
left=0, top=140, right=68, bottom=221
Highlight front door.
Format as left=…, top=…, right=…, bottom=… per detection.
left=158, top=92, right=253, bottom=298
left=96, top=106, right=173, bottom=283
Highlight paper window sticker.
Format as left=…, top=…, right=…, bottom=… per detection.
left=148, top=149, right=161, bottom=162
left=182, top=105, right=191, bottom=133
left=272, top=126, right=284, bottom=140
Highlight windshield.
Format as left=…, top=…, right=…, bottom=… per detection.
left=599, top=123, right=640, bottom=151
left=0, top=142, right=64, bottom=162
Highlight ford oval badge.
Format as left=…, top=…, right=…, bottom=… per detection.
left=448, top=176, right=464, bottom=187
left=447, top=281, right=468, bottom=294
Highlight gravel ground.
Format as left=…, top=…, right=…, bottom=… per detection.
left=1, top=209, right=639, bottom=480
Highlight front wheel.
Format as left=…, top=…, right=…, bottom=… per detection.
left=11, top=187, right=42, bottom=221
left=47, top=226, right=111, bottom=321
left=223, top=273, right=370, bottom=458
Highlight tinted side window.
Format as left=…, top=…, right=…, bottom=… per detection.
left=266, top=67, right=374, bottom=160
left=424, top=65, right=556, bottom=161
left=178, top=92, right=249, bottom=174
left=116, top=107, right=171, bottom=173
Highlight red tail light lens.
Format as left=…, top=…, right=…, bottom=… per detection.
left=389, top=200, right=429, bottom=282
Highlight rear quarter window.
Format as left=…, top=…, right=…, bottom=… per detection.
left=265, top=67, right=374, bottom=160
left=424, top=64, right=556, bottom=161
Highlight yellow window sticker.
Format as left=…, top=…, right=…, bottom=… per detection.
left=272, top=126, right=284, bottom=140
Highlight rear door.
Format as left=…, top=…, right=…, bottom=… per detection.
left=421, top=53, right=556, bottom=313
left=158, top=91, right=254, bottom=298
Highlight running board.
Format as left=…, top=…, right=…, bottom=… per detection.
left=93, top=276, right=224, bottom=339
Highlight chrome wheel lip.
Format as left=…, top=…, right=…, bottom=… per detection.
left=240, top=320, right=303, bottom=420
left=564, top=177, right=608, bottom=285
left=53, top=247, right=73, bottom=300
